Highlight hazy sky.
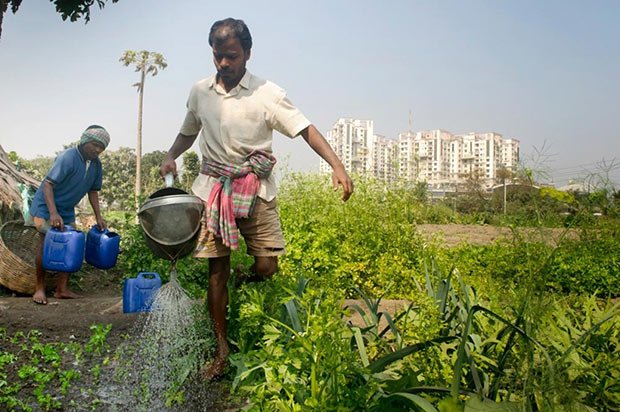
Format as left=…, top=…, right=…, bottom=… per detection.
left=1, top=0, right=618, bottom=186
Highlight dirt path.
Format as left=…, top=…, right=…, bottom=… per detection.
left=0, top=262, right=134, bottom=345
left=417, top=223, right=576, bottom=247
left=0, top=293, right=133, bottom=344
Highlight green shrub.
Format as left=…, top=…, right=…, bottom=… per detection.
left=106, top=172, right=619, bottom=409
left=230, top=277, right=379, bottom=410
left=443, top=226, right=620, bottom=297
left=539, top=295, right=620, bottom=409
left=545, top=228, right=620, bottom=296
left=278, top=173, right=425, bottom=299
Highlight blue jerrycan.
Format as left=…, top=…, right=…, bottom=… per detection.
left=85, top=225, right=121, bottom=269
left=42, top=225, right=85, bottom=272
left=123, top=272, right=162, bottom=313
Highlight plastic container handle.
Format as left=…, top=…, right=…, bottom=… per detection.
left=138, top=272, right=161, bottom=281
left=91, top=224, right=109, bottom=234
left=164, top=173, right=174, bottom=188
left=52, top=224, right=74, bottom=232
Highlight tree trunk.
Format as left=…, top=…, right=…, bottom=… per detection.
left=135, top=67, right=146, bottom=211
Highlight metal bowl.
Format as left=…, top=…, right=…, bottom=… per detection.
left=137, top=188, right=204, bottom=260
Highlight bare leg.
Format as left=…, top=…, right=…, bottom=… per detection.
left=32, top=233, right=47, bottom=305
left=252, top=256, right=278, bottom=280
left=53, top=273, right=82, bottom=299
left=236, top=256, right=278, bottom=284
left=201, top=256, right=231, bottom=381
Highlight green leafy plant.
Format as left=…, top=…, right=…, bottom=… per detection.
left=231, top=276, right=379, bottom=410
left=1, top=325, right=113, bottom=410
left=86, top=323, right=112, bottom=354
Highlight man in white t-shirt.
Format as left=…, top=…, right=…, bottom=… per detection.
left=160, top=17, right=353, bottom=380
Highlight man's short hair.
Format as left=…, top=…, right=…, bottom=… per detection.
left=209, top=18, right=253, bottom=51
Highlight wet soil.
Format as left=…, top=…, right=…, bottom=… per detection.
left=0, top=267, right=238, bottom=411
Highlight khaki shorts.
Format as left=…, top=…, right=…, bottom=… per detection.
left=25, top=215, right=75, bottom=234
left=193, top=197, right=286, bottom=258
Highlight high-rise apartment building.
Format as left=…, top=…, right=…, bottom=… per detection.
left=398, top=129, right=454, bottom=188
left=320, top=118, right=374, bottom=175
left=320, top=118, right=520, bottom=189
left=373, top=135, right=398, bottom=182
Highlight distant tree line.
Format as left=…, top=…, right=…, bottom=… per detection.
left=9, top=146, right=617, bottom=222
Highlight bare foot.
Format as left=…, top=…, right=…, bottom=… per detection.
left=53, top=290, right=82, bottom=299
left=200, top=356, right=228, bottom=381
left=32, top=290, right=47, bottom=305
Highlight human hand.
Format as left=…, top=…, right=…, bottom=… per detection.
left=96, top=217, right=107, bottom=231
left=49, top=212, right=64, bottom=231
left=159, top=158, right=178, bottom=180
left=332, top=168, right=354, bottom=201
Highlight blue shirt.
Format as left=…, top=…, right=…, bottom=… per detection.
left=29, top=147, right=103, bottom=223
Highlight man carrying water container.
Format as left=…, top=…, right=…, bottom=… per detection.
left=159, top=18, right=353, bottom=380
left=26, top=125, right=109, bottom=305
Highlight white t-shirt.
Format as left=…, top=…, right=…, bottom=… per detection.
left=180, top=70, right=311, bottom=201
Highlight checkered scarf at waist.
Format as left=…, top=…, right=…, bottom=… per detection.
left=201, top=150, right=277, bottom=249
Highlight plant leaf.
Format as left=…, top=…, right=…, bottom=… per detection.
left=284, top=300, right=302, bottom=333
left=369, top=336, right=457, bottom=373
left=351, top=327, right=369, bottom=367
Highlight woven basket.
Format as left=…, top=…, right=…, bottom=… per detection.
left=0, top=220, right=57, bottom=294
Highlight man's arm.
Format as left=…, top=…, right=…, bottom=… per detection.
left=42, top=180, right=64, bottom=229
left=87, top=191, right=106, bottom=230
left=299, top=125, right=353, bottom=201
left=159, top=133, right=199, bottom=178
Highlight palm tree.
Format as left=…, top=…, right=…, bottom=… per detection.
left=119, top=50, right=167, bottom=209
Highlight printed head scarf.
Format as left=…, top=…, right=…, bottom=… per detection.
left=79, top=125, right=110, bottom=149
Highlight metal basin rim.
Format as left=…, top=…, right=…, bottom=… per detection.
left=138, top=194, right=203, bottom=246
